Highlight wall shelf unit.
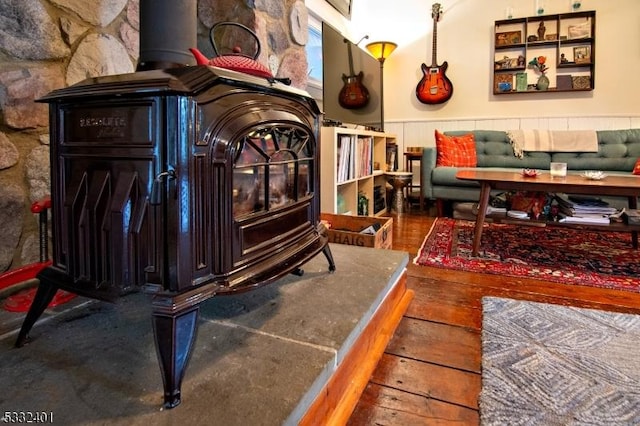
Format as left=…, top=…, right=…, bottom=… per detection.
left=493, top=10, right=595, bottom=95
left=320, top=126, right=396, bottom=216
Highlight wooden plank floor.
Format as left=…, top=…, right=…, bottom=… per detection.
left=347, top=210, right=640, bottom=425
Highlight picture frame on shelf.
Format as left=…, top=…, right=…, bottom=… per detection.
left=573, top=46, right=591, bottom=64
left=496, top=31, right=522, bottom=46
left=568, top=21, right=591, bottom=39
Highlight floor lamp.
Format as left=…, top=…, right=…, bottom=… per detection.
left=365, top=41, right=397, bottom=132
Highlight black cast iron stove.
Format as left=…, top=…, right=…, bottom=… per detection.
left=15, top=62, right=335, bottom=407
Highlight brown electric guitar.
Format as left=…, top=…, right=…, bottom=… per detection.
left=338, top=40, right=370, bottom=109
left=416, top=3, right=453, bottom=104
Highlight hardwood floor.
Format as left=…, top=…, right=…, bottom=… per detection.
left=347, top=210, right=640, bottom=425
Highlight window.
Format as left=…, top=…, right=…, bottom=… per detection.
left=305, top=15, right=323, bottom=101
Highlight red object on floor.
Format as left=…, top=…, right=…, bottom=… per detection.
left=0, top=261, right=52, bottom=292
left=2, top=287, right=76, bottom=313
left=0, top=196, right=68, bottom=313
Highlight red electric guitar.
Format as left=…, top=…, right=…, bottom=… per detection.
left=338, top=40, right=370, bottom=109
left=416, top=3, right=453, bottom=104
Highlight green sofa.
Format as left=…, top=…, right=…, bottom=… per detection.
left=421, top=129, right=640, bottom=215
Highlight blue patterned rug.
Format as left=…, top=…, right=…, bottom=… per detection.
left=481, top=297, right=640, bottom=425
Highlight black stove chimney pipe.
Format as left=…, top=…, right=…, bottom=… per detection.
left=137, top=0, right=197, bottom=71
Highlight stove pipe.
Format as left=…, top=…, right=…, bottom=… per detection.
left=137, top=0, right=197, bottom=71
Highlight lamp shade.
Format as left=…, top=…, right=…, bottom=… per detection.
left=366, top=41, right=397, bottom=62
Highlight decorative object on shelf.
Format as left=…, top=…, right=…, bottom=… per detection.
left=572, top=75, right=591, bottom=89
left=537, top=21, right=546, bottom=40
left=571, top=0, right=582, bottom=11
left=556, top=75, right=573, bottom=90
left=535, top=0, right=545, bottom=15
left=528, top=56, right=549, bottom=90
left=528, top=55, right=548, bottom=77
left=498, top=82, right=512, bottom=92
left=495, top=56, right=519, bottom=70
left=536, top=75, right=550, bottom=91
left=516, top=73, right=528, bottom=91
left=494, top=73, right=515, bottom=93
left=366, top=40, right=397, bottom=130
left=358, top=192, right=369, bottom=215
left=416, top=2, right=454, bottom=105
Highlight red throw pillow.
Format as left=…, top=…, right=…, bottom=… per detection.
left=435, top=130, right=477, bottom=167
left=633, top=158, right=640, bottom=175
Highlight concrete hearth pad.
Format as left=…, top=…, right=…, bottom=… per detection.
left=0, top=244, right=408, bottom=425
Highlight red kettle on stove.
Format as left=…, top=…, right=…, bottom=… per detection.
left=190, top=22, right=274, bottom=79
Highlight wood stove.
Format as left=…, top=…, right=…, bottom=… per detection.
left=15, top=65, right=335, bottom=408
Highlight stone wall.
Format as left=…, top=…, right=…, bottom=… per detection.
left=0, top=0, right=309, bottom=273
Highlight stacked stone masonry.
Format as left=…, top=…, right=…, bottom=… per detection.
left=0, top=0, right=309, bottom=272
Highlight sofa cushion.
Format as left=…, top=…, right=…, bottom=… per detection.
left=634, top=158, right=640, bottom=175
left=435, top=130, right=477, bottom=167
left=445, top=130, right=551, bottom=169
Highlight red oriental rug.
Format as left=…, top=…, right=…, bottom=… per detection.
left=413, top=218, right=640, bottom=292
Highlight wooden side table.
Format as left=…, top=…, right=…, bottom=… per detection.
left=404, top=150, right=424, bottom=210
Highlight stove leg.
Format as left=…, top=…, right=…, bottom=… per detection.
left=322, top=244, right=336, bottom=272
left=15, top=280, right=59, bottom=347
left=152, top=306, right=200, bottom=409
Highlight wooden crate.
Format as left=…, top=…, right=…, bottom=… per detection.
left=320, top=213, right=393, bottom=249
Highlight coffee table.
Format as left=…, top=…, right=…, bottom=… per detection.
left=455, top=170, right=640, bottom=256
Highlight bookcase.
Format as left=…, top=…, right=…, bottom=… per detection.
left=320, top=126, right=397, bottom=216
left=493, top=10, right=595, bottom=94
